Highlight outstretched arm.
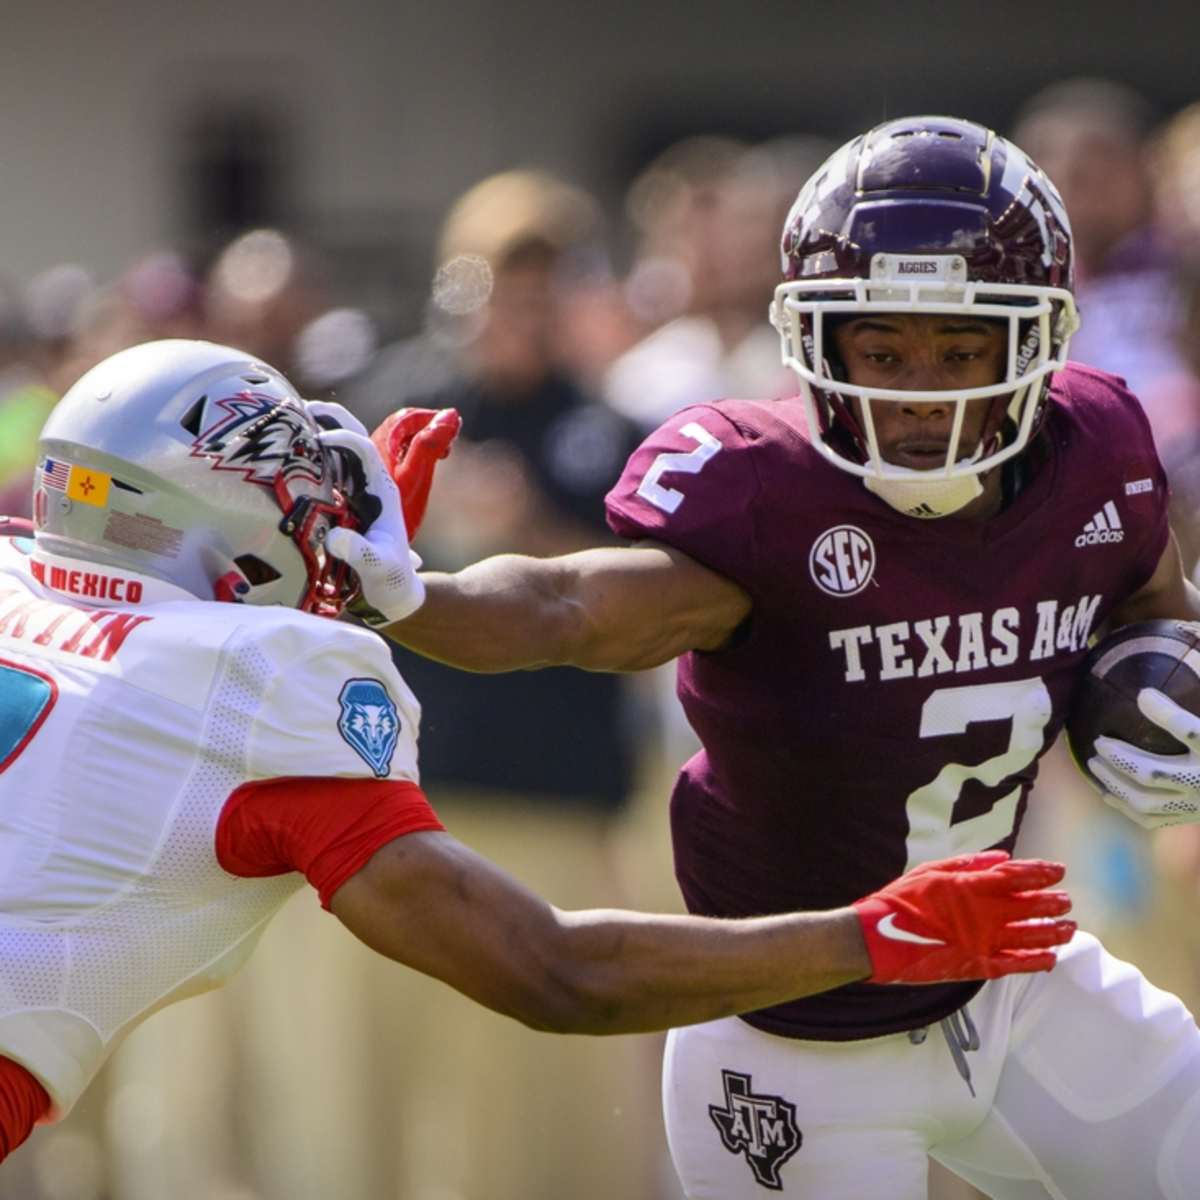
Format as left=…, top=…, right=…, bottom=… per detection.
left=317, top=410, right=752, bottom=671
left=381, top=540, right=752, bottom=672
left=331, top=834, right=1073, bottom=1036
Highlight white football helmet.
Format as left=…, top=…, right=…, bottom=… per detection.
left=34, top=339, right=360, bottom=615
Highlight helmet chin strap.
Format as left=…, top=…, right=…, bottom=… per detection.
left=862, top=422, right=1003, bottom=520
left=863, top=468, right=985, bottom=519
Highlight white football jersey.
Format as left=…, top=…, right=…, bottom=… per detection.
left=0, top=536, right=421, bottom=1117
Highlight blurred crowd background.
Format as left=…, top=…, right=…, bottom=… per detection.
left=7, top=4, right=1200, bottom=1199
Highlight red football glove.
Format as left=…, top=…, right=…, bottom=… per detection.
left=370, top=407, right=462, bottom=539
left=853, top=851, right=1074, bottom=985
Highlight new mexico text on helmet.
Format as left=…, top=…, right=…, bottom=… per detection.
left=770, top=115, right=1081, bottom=519
left=35, top=339, right=360, bottom=615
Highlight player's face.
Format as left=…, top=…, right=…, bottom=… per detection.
left=832, top=314, right=1007, bottom=471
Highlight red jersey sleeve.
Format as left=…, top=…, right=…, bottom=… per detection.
left=215, top=776, right=445, bottom=909
left=0, top=1055, right=50, bottom=1158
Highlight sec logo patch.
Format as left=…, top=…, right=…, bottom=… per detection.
left=809, top=525, right=876, bottom=597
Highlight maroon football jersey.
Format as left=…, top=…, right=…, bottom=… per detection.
left=606, top=363, right=1169, bottom=1040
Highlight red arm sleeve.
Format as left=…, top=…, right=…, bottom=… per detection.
left=215, top=777, right=445, bottom=910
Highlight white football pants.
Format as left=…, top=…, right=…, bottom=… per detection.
left=663, top=933, right=1200, bottom=1199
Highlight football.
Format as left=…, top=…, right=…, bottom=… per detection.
left=1066, top=619, right=1200, bottom=783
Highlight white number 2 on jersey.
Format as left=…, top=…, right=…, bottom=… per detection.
left=635, top=422, right=722, bottom=514
left=904, top=677, right=1053, bottom=869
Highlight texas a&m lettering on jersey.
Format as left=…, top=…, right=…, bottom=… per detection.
left=829, top=595, right=1102, bottom=684
left=607, top=364, right=1169, bottom=1041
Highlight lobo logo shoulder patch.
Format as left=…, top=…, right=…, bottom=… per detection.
left=337, top=678, right=401, bottom=777
left=709, top=1069, right=801, bottom=1190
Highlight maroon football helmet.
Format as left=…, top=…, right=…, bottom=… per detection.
left=770, top=115, right=1079, bottom=518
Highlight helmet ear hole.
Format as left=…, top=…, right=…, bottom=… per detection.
left=232, top=554, right=282, bottom=586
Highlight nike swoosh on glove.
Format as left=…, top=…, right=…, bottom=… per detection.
left=317, top=428, right=425, bottom=625
left=1089, top=688, right=1200, bottom=829
left=852, top=850, right=1074, bottom=985
left=370, top=407, right=461, bottom=538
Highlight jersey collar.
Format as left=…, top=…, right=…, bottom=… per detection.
left=28, top=548, right=198, bottom=607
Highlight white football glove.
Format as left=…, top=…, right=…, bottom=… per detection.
left=316, top=427, right=425, bottom=625
left=1088, top=688, right=1200, bottom=829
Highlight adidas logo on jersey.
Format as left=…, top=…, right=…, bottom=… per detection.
left=1074, top=501, right=1124, bottom=547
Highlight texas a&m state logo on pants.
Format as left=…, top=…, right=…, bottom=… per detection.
left=708, top=1069, right=802, bottom=1189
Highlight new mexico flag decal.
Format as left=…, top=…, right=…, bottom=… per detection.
left=66, top=465, right=112, bottom=507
